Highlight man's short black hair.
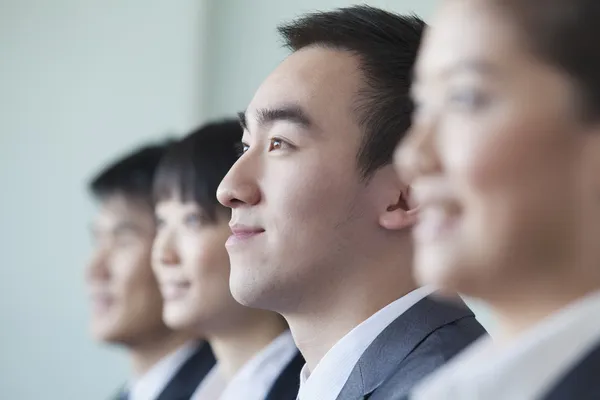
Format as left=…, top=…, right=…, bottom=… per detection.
left=153, top=119, right=242, bottom=222
left=89, top=141, right=171, bottom=206
left=278, top=5, right=426, bottom=177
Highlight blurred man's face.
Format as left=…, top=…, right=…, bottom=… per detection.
left=86, top=195, right=167, bottom=345
left=217, top=47, right=397, bottom=312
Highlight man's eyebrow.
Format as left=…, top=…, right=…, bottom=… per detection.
left=256, top=105, right=312, bottom=128
left=112, top=221, right=143, bottom=236
left=238, top=105, right=314, bottom=135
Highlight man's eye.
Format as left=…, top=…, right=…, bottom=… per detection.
left=268, top=137, right=289, bottom=152
left=114, top=234, right=137, bottom=248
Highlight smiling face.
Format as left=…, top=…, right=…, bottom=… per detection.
left=217, top=47, right=406, bottom=312
left=86, top=195, right=167, bottom=344
left=396, top=0, right=600, bottom=299
left=152, top=199, right=245, bottom=333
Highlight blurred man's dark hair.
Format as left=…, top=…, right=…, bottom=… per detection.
left=89, top=141, right=171, bottom=206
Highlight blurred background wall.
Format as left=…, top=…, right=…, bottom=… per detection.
left=204, top=0, right=439, bottom=120
left=0, top=1, right=493, bottom=399
left=0, top=0, right=209, bottom=398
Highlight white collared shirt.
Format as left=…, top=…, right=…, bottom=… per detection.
left=297, top=285, right=436, bottom=400
left=412, top=290, right=600, bottom=400
left=128, top=341, right=200, bottom=400
left=192, top=330, right=298, bottom=400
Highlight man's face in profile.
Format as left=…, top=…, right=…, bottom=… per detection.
left=86, top=194, right=165, bottom=344
left=218, top=46, right=385, bottom=311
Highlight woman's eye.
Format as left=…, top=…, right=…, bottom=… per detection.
left=447, top=88, right=491, bottom=111
left=235, top=142, right=249, bottom=157
left=184, top=212, right=210, bottom=228
left=184, top=213, right=201, bottom=227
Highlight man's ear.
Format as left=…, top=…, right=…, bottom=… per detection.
left=379, top=184, right=419, bottom=231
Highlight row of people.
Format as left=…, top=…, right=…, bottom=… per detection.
left=87, top=0, right=600, bottom=398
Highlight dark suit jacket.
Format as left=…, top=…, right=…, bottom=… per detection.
left=336, top=294, right=487, bottom=400
left=113, top=341, right=216, bottom=400
left=265, top=350, right=305, bottom=400
left=541, top=338, right=600, bottom=400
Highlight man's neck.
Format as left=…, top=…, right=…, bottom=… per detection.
left=128, top=330, right=195, bottom=378
left=285, top=270, right=416, bottom=372
left=207, top=310, right=288, bottom=380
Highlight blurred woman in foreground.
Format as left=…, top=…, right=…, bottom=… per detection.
left=396, top=0, right=600, bottom=398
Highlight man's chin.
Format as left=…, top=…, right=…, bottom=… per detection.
left=229, top=278, right=272, bottom=310
left=230, top=285, right=260, bottom=307
left=90, top=321, right=128, bottom=344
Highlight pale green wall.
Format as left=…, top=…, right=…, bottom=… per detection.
left=0, top=0, right=209, bottom=398
left=204, top=0, right=439, bottom=120
left=0, top=1, right=494, bottom=399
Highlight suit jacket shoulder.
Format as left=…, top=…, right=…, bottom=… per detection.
left=265, top=350, right=305, bottom=400
left=541, top=339, right=600, bottom=400
left=337, top=294, right=487, bottom=400
left=156, top=341, right=216, bottom=400
left=369, top=314, right=485, bottom=400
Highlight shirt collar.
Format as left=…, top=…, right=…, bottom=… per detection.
left=414, top=290, right=600, bottom=400
left=193, top=330, right=298, bottom=400
left=129, top=341, right=200, bottom=400
left=297, top=285, right=436, bottom=400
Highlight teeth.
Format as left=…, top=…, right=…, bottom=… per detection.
left=415, top=206, right=458, bottom=242
left=420, top=206, right=448, bottom=223
left=161, top=283, right=189, bottom=299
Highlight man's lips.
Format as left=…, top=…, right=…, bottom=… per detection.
left=90, top=293, right=114, bottom=314
left=226, top=224, right=265, bottom=246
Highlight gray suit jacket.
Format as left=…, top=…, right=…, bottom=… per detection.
left=336, top=294, right=486, bottom=400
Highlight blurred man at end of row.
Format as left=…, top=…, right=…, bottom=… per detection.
left=86, top=143, right=215, bottom=400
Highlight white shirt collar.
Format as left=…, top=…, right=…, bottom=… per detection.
left=192, top=330, right=298, bottom=400
left=413, top=290, right=600, bottom=400
left=129, top=341, right=201, bottom=400
left=297, top=285, right=436, bottom=400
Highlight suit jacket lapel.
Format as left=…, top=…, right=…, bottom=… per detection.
left=156, top=341, right=216, bottom=400
left=336, top=294, right=475, bottom=399
left=265, top=350, right=305, bottom=400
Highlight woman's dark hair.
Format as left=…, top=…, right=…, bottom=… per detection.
left=153, top=119, right=242, bottom=222
left=90, top=141, right=171, bottom=207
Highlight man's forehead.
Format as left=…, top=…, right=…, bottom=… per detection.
left=94, top=195, right=153, bottom=229
left=247, top=46, right=363, bottom=125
